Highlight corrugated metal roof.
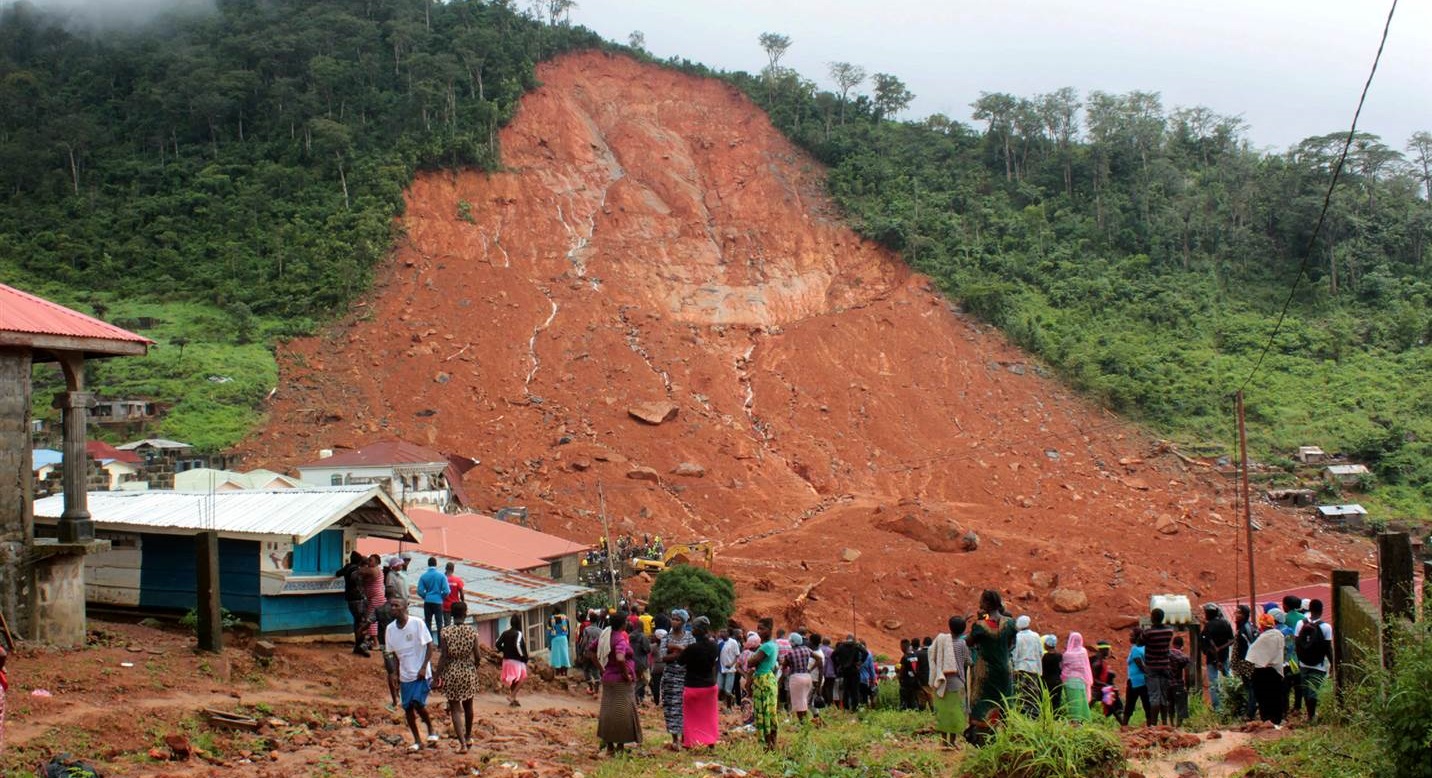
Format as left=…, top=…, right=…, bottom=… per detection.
left=33, top=486, right=421, bottom=544
left=1317, top=504, right=1367, bottom=516
left=362, top=508, right=591, bottom=571
left=116, top=438, right=192, bottom=450
left=1324, top=464, right=1370, bottom=475
left=296, top=440, right=449, bottom=469
left=397, top=553, right=591, bottom=623
left=0, top=283, right=153, bottom=346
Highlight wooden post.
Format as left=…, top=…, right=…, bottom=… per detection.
left=1330, top=569, right=1359, bottom=702
left=1378, top=532, right=1414, bottom=669
left=1236, top=391, right=1256, bottom=606
left=596, top=482, right=618, bottom=606
left=1423, top=560, right=1431, bottom=623
left=195, top=530, right=223, bottom=653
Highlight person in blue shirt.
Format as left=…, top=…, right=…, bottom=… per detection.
left=1121, top=628, right=1149, bottom=726
left=416, top=556, right=451, bottom=646
left=858, top=641, right=877, bottom=709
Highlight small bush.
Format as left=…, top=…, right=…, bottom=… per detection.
left=180, top=607, right=242, bottom=633
left=960, top=692, right=1126, bottom=778
left=1364, top=620, right=1432, bottom=778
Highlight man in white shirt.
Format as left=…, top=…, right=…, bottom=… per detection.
left=718, top=628, right=742, bottom=708
left=383, top=599, right=438, bottom=750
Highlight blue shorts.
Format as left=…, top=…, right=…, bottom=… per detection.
left=400, top=678, right=431, bottom=710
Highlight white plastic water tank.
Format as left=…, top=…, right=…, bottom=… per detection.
left=1149, top=594, right=1193, bottom=625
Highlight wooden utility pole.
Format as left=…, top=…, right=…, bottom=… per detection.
left=195, top=530, right=223, bottom=652
left=596, top=481, right=618, bottom=606
left=1236, top=390, right=1256, bottom=608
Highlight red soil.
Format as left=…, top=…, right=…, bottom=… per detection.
left=236, top=51, right=1369, bottom=652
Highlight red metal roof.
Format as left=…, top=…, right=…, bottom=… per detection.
left=0, top=283, right=152, bottom=349
left=1211, top=578, right=1382, bottom=618
left=86, top=440, right=142, bottom=464
left=359, top=508, right=592, bottom=572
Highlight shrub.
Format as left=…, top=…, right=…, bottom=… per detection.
left=647, top=565, right=736, bottom=626
left=960, top=691, right=1125, bottom=778
left=1363, top=619, right=1432, bottom=778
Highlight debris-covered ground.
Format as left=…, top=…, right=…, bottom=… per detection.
left=1, top=621, right=1313, bottom=777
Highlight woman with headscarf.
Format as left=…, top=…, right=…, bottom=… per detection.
left=967, top=589, right=1017, bottom=738
left=597, top=610, right=642, bottom=753
left=782, top=632, right=816, bottom=724
left=659, top=609, right=694, bottom=750
left=677, top=616, right=721, bottom=747
left=495, top=614, right=529, bottom=707
left=1247, top=612, right=1286, bottom=728
left=547, top=614, right=571, bottom=676
left=1060, top=632, right=1094, bottom=722
left=436, top=601, right=480, bottom=753
left=928, top=616, right=970, bottom=747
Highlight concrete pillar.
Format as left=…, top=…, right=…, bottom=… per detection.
left=54, top=389, right=96, bottom=544
left=1330, top=568, right=1359, bottom=702
left=0, top=347, right=34, bottom=639
left=29, top=553, right=86, bottom=648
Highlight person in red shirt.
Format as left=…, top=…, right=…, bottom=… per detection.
left=441, top=561, right=465, bottom=622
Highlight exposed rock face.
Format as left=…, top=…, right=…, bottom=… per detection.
left=241, top=51, right=1363, bottom=656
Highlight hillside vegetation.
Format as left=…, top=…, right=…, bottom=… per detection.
left=1, top=1, right=1428, bottom=516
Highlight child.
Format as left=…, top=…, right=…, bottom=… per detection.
left=1100, top=670, right=1124, bottom=720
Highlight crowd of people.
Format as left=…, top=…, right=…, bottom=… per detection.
left=361, top=572, right=1336, bottom=755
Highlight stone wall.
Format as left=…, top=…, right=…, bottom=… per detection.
left=0, top=348, right=33, bottom=637
left=1336, top=584, right=1381, bottom=687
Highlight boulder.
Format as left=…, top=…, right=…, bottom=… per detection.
left=876, top=512, right=967, bottom=552
left=628, top=401, right=679, bottom=425
left=1030, top=571, right=1059, bottom=590
left=840, top=548, right=862, bottom=563
left=960, top=530, right=980, bottom=552
left=1155, top=515, right=1180, bottom=535
left=1294, top=547, right=1338, bottom=571
left=1050, top=588, right=1090, bottom=613
left=671, top=462, right=706, bottom=478
left=625, top=466, right=660, bottom=482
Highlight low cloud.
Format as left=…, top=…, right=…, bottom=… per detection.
left=4, top=0, right=217, bottom=32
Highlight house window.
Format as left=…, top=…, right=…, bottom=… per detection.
left=525, top=613, right=544, bottom=652
left=290, top=529, right=344, bottom=575
left=330, top=474, right=343, bottom=486
left=548, top=560, right=563, bottom=579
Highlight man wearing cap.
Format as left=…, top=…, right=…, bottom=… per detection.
left=1199, top=603, right=1234, bottom=711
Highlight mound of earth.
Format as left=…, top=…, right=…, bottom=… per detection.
left=237, top=50, right=1368, bottom=652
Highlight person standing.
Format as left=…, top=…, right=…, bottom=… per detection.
left=928, top=616, right=970, bottom=747
left=1247, top=613, right=1287, bottom=728
left=1011, top=615, right=1043, bottom=716
left=1293, top=599, right=1333, bottom=723
left=659, top=610, right=694, bottom=749
left=897, top=639, right=918, bottom=710
left=915, top=637, right=934, bottom=710
left=495, top=615, right=529, bottom=707
left=1122, top=628, right=1149, bottom=726
left=1040, top=634, right=1064, bottom=712
left=820, top=636, right=837, bottom=708
left=719, top=627, right=742, bottom=709
left=0, top=643, right=9, bottom=753
left=441, top=562, right=465, bottom=631
left=1168, top=635, right=1192, bottom=726
left=650, top=627, right=668, bottom=707
left=1141, top=608, right=1176, bottom=726
left=336, top=550, right=370, bottom=657
left=547, top=614, right=572, bottom=677
left=1199, top=603, right=1234, bottom=712
left=858, top=641, right=877, bottom=709
left=596, top=611, right=642, bottom=754
left=678, top=617, right=722, bottom=747
left=1233, top=604, right=1258, bottom=720
left=383, top=599, right=439, bottom=751
left=417, top=557, right=450, bottom=647
left=746, top=617, right=780, bottom=750
left=579, top=614, right=604, bottom=696
left=436, top=601, right=480, bottom=754
left=1060, top=632, right=1094, bottom=722
left=783, top=633, right=816, bottom=725
left=967, top=589, right=1016, bottom=739
left=630, top=622, right=652, bottom=706
left=361, top=554, right=386, bottom=651
left=1280, top=596, right=1305, bottom=716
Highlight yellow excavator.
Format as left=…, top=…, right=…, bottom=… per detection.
left=630, top=541, right=715, bottom=574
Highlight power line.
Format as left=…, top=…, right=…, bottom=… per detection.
left=1239, top=0, right=1398, bottom=392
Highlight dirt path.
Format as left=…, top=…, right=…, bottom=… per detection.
left=1133, top=728, right=1281, bottom=777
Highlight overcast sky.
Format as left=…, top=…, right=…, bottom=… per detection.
left=572, top=0, right=1430, bottom=152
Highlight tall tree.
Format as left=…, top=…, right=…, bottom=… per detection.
left=871, top=72, right=913, bottom=121
left=758, top=32, right=791, bottom=79
left=1408, top=131, right=1432, bottom=203
left=827, top=61, right=865, bottom=124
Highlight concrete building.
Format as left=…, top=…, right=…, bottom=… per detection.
left=116, top=438, right=221, bottom=489
left=33, top=486, right=421, bottom=634
left=295, top=440, right=477, bottom=513
left=0, top=282, right=151, bottom=646
left=1323, top=464, right=1371, bottom=488
left=1316, top=504, right=1369, bottom=530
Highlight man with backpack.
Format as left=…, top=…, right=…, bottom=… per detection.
left=1292, top=599, right=1333, bottom=723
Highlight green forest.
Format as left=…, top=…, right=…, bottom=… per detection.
left=1, top=0, right=1428, bottom=516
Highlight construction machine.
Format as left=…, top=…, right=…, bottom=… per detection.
left=630, top=541, right=715, bottom=574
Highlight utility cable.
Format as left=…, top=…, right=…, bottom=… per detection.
left=1238, top=0, right=1398, bottom=392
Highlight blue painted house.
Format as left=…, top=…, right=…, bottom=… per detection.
left=33, top=486, right=421, bottom=634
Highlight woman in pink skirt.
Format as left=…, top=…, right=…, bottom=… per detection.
left=677, top=617, right=722, bottom=748
left=495, top=615, right=529, bottom=707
